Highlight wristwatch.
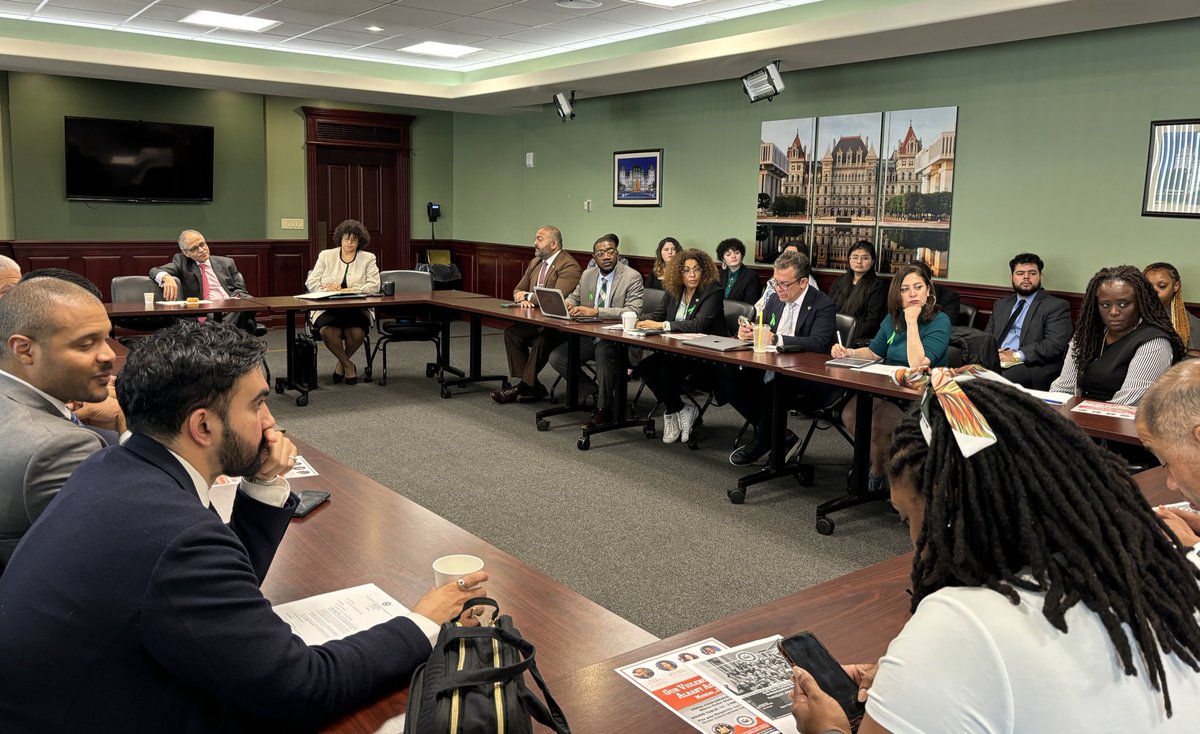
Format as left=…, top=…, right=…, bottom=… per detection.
left=524, top=292, right=532, bottom=302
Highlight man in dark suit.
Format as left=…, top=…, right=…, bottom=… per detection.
left=985, top=252, right=1073, bottom=389
left=492, top=224, right=583, bottom=404
left=0, top=278, right=116, bottom=572
left=729, top=250, right=838, bottom=465
left=150, top=229, right=260, bottom=335
left=0, top=321, right=487, bottom=732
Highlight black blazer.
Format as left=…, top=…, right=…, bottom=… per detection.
left=720, top=267, right=763, bottom=306
left=759, top=287, right=837, bottom=352
left=828, top=273, right=888, bottom=345
left=645, top=271, right=665, bottom=291
left=647, top=281, right=728, bottom=336
left=986, top=289, right=1073, bottom=389
left=150, top=253, right=251, bottom=299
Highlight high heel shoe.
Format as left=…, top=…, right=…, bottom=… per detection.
left=332, top=367, right=344, bottom=384
left=344, top=364, right=358, bottom=385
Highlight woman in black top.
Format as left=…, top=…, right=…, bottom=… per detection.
left=645, top=237, right=679, bottom=291
left=828, top=240, right=887, bottom=346
left=715, top=238, right=762, bottom=305
left=636, top=248, right=726, bottom=445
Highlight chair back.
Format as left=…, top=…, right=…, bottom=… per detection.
left=111, top=275, right=160, bottom=302
left=835, top=313, right=857, bottom=347
left=958, top=302, right=978, bottom=329
left=723, top=301, right=754, bottom=336
left=382, top=270, right=433, bottom=295
left=642, top=288, right=666, bottom=318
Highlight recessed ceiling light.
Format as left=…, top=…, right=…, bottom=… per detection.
left=555, top=0, right=602, bottom=9
left=179, top=10, right=281, bottom=33
left=399, top=42, right=483, bottom=58
left=365, top=25, right=384, bottom=32
left=634, top=0, right=704, bottom=7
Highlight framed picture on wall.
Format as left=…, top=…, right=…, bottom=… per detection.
left=614, top=149, right=662, bottom=207
left=1143, top=119, right=1200, bottom=218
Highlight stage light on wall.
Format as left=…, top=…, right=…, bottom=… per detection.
left=553, top=91, right=576, bottom=121
left=742, top=62, right=784, bottom=103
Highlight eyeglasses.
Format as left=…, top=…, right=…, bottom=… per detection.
left=848, top=255, right=872, bottom=262
left=181, top=242, right=208, bottom=255
left=593, top=247, right=617, bottom=257
left=681, top=266, right=703, bottom=275
left=769, top=277, right=801, bottom=290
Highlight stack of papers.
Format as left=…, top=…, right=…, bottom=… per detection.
left=1070, top=400, right=1137, bottom=419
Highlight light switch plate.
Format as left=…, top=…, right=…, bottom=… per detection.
left=281, top=218, right=304, bottom=230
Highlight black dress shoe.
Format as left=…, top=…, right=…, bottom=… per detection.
left=491, top=386, right=521, bottom=404
left=583, top=407, right=612, bottom=429
left=515, top=381, right=549, bottom=403
left=729, top=443, right=770, bottom=466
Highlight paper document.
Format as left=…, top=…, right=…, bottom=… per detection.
left=294, top=291, right=343, bottom=300
left=273, top=583, right=411, bottom=646
left=211, top=455, right=318, bottom=487
left=616, top=638, right=786, bottom=734
left=855, top=363, right=900, bottom=376
left=1071, top=400, right=1137, bottom=420
left=1000, top=358, right=1023, bottom=369
left=1027, top=390, right=1073, bottom=405
left=684, top=637, right=799, bottom=733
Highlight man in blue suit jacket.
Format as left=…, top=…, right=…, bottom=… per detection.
left=729, top=250, right=838, bottom=465
left=0, top=321, right=486, bottom=733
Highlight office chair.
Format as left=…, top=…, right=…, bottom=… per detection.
left=365, top=270, right=439, bottom=386
left=957, top=302, right=978, bottom=329
left=109, top=275, right=178, bottom=342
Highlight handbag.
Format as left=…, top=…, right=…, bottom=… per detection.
left=405, top=597, right=571, bottom=734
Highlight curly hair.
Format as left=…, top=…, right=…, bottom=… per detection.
left=1071, top=265, right=1184, bottom=378
left=888, top=378, right=1200, bottom=716
left=886, top=264, right=939, bottom=332
left=653, top=237, right=680, bottom=279
left=1144, top=262, right=1191, bottom=347
left=661, top=248, right=719, bottom=298
left=333, top=219, right=370, bottom=249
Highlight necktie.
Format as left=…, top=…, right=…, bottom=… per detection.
left=68, top=412, right=84, bottom=427
left=199, top=262, right=214, bottom=300
left=597, top=276, right=608, bottom=308
left=1000, top=299, right=1026, bottom=349
left=537, top=261, right=550, bottom=288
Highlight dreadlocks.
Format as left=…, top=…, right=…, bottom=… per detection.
left=888, top=379, right=1200, bottom=715
left=1144, top=262, right=1192, bottom=347
left=1071, top=265, right=1185, bottom=378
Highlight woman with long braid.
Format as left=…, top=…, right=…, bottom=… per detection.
left=1144, top=262, right=1200, bottom=357
left=790, top=378, right=1200, bottom=733
left=1049, top=265, right=1184, bottom=404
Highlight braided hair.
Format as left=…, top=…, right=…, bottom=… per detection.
left=1071, top=266, right=1185, bottom=378
left=1144, top=262, right=1191, bottom=347
left=887, top=379, right=1200, bottom=715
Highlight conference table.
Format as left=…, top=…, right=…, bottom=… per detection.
left=547, top=467, right=1178, bottom=732
left=208, top=438, right=657, bottom=734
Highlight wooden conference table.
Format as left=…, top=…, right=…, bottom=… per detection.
left=209, top=438, right=657, bottom=734
left=549, top=467, right=1178, bottom=732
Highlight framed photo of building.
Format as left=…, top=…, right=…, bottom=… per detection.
left=614, top=149, right=662, bottom=207
left=1143, top=119, right=1200, bottom=218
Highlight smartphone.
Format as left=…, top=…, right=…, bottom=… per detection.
left=499, top=302, right=519, bottom=308
left=293, top=490, right=331, bottom=517
left=777, top=632, right=865, bottom=725
left=738, top=315, right=752, bottom=328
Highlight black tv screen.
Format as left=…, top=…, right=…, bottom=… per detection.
left=65, top=116, right=214, bottom=202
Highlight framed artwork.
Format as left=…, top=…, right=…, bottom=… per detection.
left=614, top=149, right=662, bottom=207
left=1143, top=119, right=1200, bottom=218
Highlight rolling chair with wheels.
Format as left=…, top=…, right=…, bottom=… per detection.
left=109, top=276, right=178, bottom=342
left=957, top=302, right=978, bottom=329
left=365, top=270, right=443, bottom=386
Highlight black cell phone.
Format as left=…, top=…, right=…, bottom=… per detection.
left=499, top=302, right=519, bottom=308
left=293, top=490, right=331, bottom=517
left=777, top=632, right=865, bottom=725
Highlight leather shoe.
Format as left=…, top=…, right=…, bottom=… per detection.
left=515, top=381, right=548, bottom=403
left=583, top=407, right=611, bottom=429
left=491, top=386, right=521, bottom=404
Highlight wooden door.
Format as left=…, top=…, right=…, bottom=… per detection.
left=312, top=147, right=403, bottom=271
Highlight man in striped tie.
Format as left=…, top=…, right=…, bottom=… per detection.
left=150, top=230, right=261, bottom=335
left=0, top=278, right=115, bottom=572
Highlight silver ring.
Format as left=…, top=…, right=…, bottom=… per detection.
left=456, top=578, right=467, bottom=590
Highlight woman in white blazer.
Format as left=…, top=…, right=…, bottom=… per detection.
left=304, top=219, right=380, bottom=385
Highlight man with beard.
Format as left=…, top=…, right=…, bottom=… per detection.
left=0, top=278, right=116, bottom=572
left=984, top=252, right=1072, bottom=389
left=0, top=321, right=487, bottom=733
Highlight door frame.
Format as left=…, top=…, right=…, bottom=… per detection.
left=302, top=107, right=415, bottom=269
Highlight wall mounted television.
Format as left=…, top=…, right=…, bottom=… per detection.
left=64, top=116, right=215, bottom=203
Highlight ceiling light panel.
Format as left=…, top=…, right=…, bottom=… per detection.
left=399, top=41, right=484, bottom=58
left=400, top=0, right=509, bottom=12
left=634, top=0, right=707, bottom=7
left=179, top=10, right=282, bottom=32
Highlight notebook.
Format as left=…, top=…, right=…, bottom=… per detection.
left=534, top=286, right=607, bottom=322
left=825, top=356, right=881, bottom=368
left=682, top=335, right=753, bottom=352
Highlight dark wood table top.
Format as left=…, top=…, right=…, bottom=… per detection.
left=251, top=294, right=431, bottom=310
left=105, top=296, right=269, bottom=316
left=549, top=467, right=1176, bottom=732
left=210, top=437, right=657, bottom=733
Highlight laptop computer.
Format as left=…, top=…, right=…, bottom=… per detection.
left=534, top=286, right=604, bottom=322
left=682, top=335, right=753, bottom=352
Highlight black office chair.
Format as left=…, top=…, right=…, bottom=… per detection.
left=109, top=275, right=179, bottom=343
left=957, top=302, right=978, bottom=329
left=366, top=270, right=439, bottom=386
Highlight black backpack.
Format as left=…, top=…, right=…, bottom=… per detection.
left=405, top=598, right=571, bottom=734
left=949, top=326, right=1002, bottom=371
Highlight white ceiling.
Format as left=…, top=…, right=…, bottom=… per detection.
left=0, top=0, right=1197, bottom=114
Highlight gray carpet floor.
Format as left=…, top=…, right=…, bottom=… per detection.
left=264, top=323, right=911, bottom=639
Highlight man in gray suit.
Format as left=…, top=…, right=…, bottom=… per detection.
left=548, top=235, right=644, bottom=427
left=985, top=252, right=1073, bottom=390
left=150, top=229, right=259, bottom=334
left=0, top=255, right=20, bottom=299
left=0, top=279, right=116, bottom=571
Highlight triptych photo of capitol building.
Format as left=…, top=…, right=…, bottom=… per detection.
left=756, top=106, right=957, bottom=277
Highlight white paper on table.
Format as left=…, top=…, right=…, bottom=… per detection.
left=855, top=363, right=901, bottom=376
left=156, top=300, right=213, bottom=305
left=661, top=332, right=708, bottom=341
left=1071, top=400, right=1138, bottom=420
left=1027, top=390, right=1073, bottom=405
left=683, top=636, right=799, bottom=734
left=211, top=455, right=318, bottom=487
left=273, top=583, right=411, bottom=646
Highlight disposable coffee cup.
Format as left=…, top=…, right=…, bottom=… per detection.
left=621, top=311, right=637, bottom=332
left=433, top=554, right=484, bottom=589
left=382, top=281, right=396, bottom=296
left=753, top=324, right=770, bottom=353
left=143, top=292, right=156, bottom=306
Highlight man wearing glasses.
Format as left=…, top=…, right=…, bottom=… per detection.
left=150, top=230, right=260, bottom=335
left=728, top=250, right=837, bottom=465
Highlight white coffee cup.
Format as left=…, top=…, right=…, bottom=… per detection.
left=433, top=554, right=484, bottom=589
left=621, top=311, right=637, bottom=332
left=143, top=292, right=156, bottom=306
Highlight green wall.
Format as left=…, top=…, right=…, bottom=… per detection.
left=0, top=73, right=13, bottom=240
left=452, top=19, right=1200, bottom=292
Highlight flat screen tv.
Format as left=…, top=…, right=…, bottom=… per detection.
left=64, top=116, right=214, bottom=202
